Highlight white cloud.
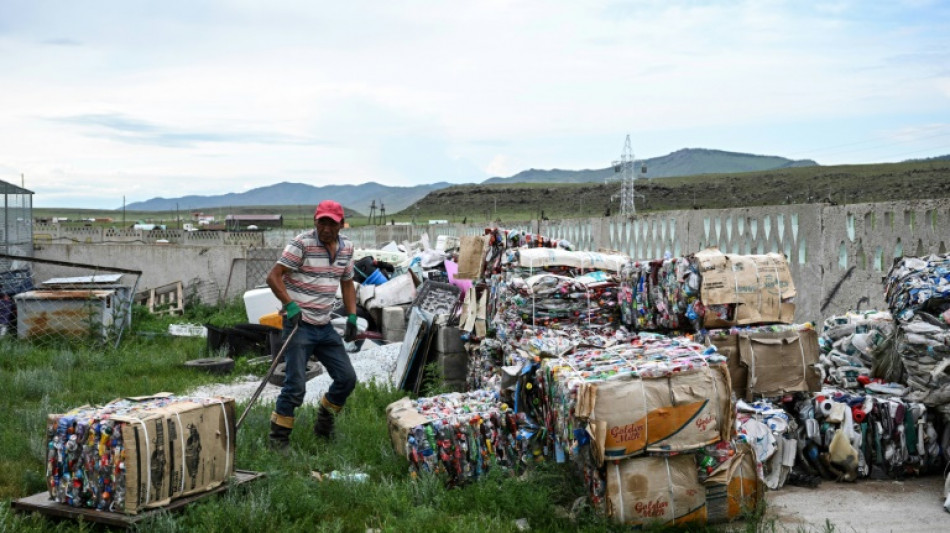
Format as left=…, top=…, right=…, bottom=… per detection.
left=0, top=0, right=948, bottom=207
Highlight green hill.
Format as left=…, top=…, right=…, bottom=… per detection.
left=400, top=160, right=950, bottom=222
left=481, top=148, right=817, bottom=185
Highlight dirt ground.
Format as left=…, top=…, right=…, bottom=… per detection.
left=765, top=475, right=948, bottom=532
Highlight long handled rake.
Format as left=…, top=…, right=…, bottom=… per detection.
left=235, top=324, right=299, bottom=430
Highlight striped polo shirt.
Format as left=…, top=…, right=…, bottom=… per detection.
left=277, top=230, right=355, bottom=326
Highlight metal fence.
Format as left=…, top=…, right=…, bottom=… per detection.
left=0, top=254, right=141, bottom=348
left=245, top=247, right=282, bottom=291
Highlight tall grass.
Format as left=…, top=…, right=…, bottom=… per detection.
left=0, top=301, right=771, bottom=532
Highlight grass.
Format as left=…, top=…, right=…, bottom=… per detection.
left=0, top=300, right=779, bottom=532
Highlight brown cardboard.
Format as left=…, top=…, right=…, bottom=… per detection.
left=115, top=396, right=236, bottom=514
left=578, top=363, right=734, bottom=465
left=604, top=454, right=707, bottom=526
left=160, top=398, right=236, bottom=499
left=474, top=289, right=488, bottom=339
left=737, top=328, right=821, bottom=399
left=694, top=249, right=796, bottom=327
left=704, top=441, right=764, bottom=523
left=456, top=235, right=489, bottom=280
left=385, top=397, right=434, bottom=458
left=117, top=412, right=173, bottom=512
left=707, top=334, right=749, bottom=400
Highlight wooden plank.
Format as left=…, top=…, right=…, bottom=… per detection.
left=11, top=469, right=264, bottom=527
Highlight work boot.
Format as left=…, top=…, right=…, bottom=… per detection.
left=269, top=413, right=294, bottom=450
left=314, top=396, right=342, bottom=439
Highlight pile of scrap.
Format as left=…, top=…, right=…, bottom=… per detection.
left=386, top=227, right=950, bottom=523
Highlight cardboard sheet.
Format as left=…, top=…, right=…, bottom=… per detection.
left=579, top=364, right=734, bottom=465
left=738, top=329, right=821, bottom=398
left=48, top=395, right=235, bottom=515
left=605, top=454, right=707, bottom=527
left=456, top=235, right=489, bottom=280
left=694, top=248, right=796, bottom=327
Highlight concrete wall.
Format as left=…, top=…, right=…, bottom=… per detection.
left=31, top=198, right=950, bottom=323
left=32, top=243, right=252, bottom=305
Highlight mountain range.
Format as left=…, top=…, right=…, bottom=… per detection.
left=124, top=148, right=818, bottom=213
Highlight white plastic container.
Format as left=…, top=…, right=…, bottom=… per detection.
left=243, top=287, right=282, bottom=323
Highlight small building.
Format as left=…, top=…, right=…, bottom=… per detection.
left=14, top=274, right=132, bottom=340
left=225, top=214, right=283, bottom=230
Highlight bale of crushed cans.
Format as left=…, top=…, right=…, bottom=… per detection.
left=535, top=335, right=734, bottom=465
left=45, top=394, right=235, bottom=514
left=386, top=390, right=542, bottom=487
left=575, top=439, right=763, bottom=527
left=619, top=249, right=796, bottom=333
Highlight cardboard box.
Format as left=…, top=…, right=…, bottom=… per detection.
left=46, top=394, right=236, bottom=515
left=604, top=454, right=707, bottom=527
left=577, top=363, right=734, bottom=465
left=709, top=328, right=820, bottom=400
left=693, top=249, right=796, bottom=327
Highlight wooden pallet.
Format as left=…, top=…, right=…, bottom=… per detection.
left=134, top=280, right=185, bottom=315
left=11, top=469, right=263, bottom=527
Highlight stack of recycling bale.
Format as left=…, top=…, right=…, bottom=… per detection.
left=385, top=390, right=541, bottom=487
left=885, top=253, right=950, bottom=418
left=483, top=246, right=628, bottom=379
left=619, top=248, right=797, bottom=334
left=460, top=228, right=626, bottom=392
left=534, top=335, right=763, bottom=527
left=736, top=389, right=943, bottom=484
left=45, top=394, right=235, bottom=515
left=619, top=257, right=696, bottom=331
left=492, top=248, right=625, bottom=336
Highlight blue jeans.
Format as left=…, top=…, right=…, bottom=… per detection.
left=274, top=321, right=356, bottom=418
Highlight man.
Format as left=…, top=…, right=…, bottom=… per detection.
left=265, top=200, right=359, bottom=449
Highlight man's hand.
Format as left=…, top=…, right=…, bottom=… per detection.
left=344, top=313, right=358, bottom=342
left=283, top=302, right=302, bottom=327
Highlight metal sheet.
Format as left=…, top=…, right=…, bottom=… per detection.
left=43, top=274, right=124, bottom=285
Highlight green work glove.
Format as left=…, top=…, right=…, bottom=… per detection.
left=344, top=313, right=358, bottom=342
left=283, top=301, right=302, bottom=327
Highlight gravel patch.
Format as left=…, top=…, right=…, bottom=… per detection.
left=188, top=341, right=402, bottom=405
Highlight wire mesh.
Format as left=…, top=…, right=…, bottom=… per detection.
left=0, top=256, right=141, bottom=348
left=245, top=247, right=282, bottom=291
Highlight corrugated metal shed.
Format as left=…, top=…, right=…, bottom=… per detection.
left=14, top=289, right=123, bottom=340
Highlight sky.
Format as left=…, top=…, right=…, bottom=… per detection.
left=1, top=1, right=948, bottom=209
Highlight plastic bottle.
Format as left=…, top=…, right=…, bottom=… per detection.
left=328, top=470, right=368, bottom=483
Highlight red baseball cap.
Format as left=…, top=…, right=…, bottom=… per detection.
left=314, top=200, right=344, bottom=223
